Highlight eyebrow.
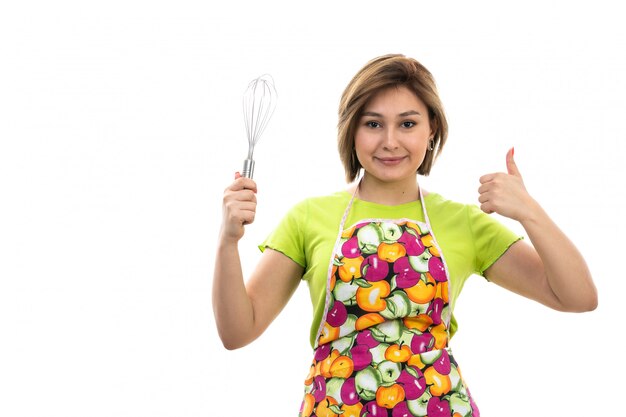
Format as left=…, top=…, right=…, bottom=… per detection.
left=361, top=110, right=422, bottom=117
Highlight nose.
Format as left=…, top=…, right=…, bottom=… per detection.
left=382, top=127, right=399, bottom=150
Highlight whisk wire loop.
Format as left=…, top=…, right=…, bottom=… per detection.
left=242, top=74, right=277, bottom=177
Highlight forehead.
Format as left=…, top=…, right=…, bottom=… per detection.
left=363, top=86, right=427, bottom=113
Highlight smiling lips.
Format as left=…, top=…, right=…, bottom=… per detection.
left=375, top=156, right=407, bottom=166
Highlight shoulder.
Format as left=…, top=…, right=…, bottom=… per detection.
left=427, top=191, right=519, bottom=240
left=282, top=191, right=350, bottom=220
left=424, top=192, right=475, bottom=219
left=426, top=191, right=510, bottom=227
left=424, top=192, right=504, bottom=241
left=290, top=191, right=350, bottom=212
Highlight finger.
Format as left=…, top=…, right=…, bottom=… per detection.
left=235, top=204, right=257, bottom=225
left=234, top=171, right=242, bottom=179
left=226, top=210, right=256, bottom=228
left=506, top=147, right=522, bottom=178
left=224, top=188, right=257, bottom=204
left=225, top=201, right=257, bottom=221
left=230, top=177, right=258, bottom=193
left=479, top=203, right=494, bottom=214
left=241, top=210, right=256, bottom=225
left=477, top=182, right=494, bottom=195
left=479, top=173, right=496, bottom=184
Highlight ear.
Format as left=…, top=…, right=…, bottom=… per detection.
left=426, top=118, right=436, bottom=155
left=428, top=116, right=437, bottom=139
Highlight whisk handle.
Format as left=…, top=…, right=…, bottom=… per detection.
left=242, top=159, right=255, bottom=179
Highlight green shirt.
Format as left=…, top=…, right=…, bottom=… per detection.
left=261, top=191, right=521, bottom=348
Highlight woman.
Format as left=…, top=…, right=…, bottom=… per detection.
left=213, top=54, right=598, bottom=417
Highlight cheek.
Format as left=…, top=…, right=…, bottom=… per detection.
left=353, top=133, right=370, bottom=155
left=353, top=139, right=374, bottom=167
left=353, top=144, right=366, bottom=164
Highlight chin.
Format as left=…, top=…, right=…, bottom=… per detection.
left=370, top=174, right=417, bottom=184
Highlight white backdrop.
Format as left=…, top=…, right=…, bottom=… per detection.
left=1, top=1, right=624, bottom=416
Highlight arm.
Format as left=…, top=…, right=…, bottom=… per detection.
left=212, top=174, right=304, bottom=350
left=478, top=148, right=598, bottom=312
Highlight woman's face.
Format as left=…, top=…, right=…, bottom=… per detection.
left=355, top=86, right=432, bottom=186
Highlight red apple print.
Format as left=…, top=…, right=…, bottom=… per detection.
left=356, top=329, right=380, bottom=348
left=393, top=257, right=420, bottom=288
left=411, top=332, right=434, bottom=354
left=312, top=375, right=326, bottom=402
left=342, top=236, right=361, bottom=258
left=428, top=256, right=446, bottom=282
left=398, top=231, right=425, bottom=256
left=433, top=349, right=451, bottom=375
left=360, top=401, right=389, bottom=417
left=427, top=396, right=450, bottom=417
left=396, top=366, right=426, bottom=400
left=355, top=221, right=370, bottom=229
left=350, top=344, right=373, bottom=371
left=427, top=298, right=444, bottom=326
left=391, top=401, right=412, bottom=417
left=314, top=343, right=331, bottom=361
left=341, top=377, right=360, bottom=405
left=327, top=301, right=348, bottom=327
left=361, top=255, right=389, bottom=281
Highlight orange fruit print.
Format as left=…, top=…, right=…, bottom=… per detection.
left=356, top=280, right=390, bottom=312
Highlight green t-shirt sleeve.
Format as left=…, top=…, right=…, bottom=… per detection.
left=259, top=199, right=308, bottom=268
left=466, top=204, right=523, bottom=276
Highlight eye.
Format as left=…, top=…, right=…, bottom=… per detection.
left=401, top=121, right=416, bottom=128
left=365, top=121, right=381, bottom=128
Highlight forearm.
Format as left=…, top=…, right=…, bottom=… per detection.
left=520, top=200, right=598, bottom=312
left=212, top=238, right=256, bottom=349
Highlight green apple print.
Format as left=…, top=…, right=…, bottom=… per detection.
left=449, top=392, right=472, bottom=417
left=399, top=329, right=417, bottom=347
left=325, top=377, right=344, bottom=404
left=338, top=314, right=357, bottom=338
left=331, top=332, right=356, bottom=355
left=369, top=318, right=402, bottom=343
left=333, top=280, right=359, bottom=306
left=354, top=366, right=383, bottom=401
left=409, top=251, right=432, bottom=274
left=380, top=290, right=411, bottom=319
left=407, top=390, right=431, bottom=417
left=377, top=360, right=402, bottom=383
left=356, top=223, right=383, bottom=254
left=420, top=349, right=442, bottom=366
left=381, top=222, right=402, bottom=242
left=369, top=342, right=390, bottom=364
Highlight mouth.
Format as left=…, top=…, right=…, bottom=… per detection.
left=375, top=156, right=407, bottom=166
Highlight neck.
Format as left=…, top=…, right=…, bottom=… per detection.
left=356, top=173, right=420, bottom=205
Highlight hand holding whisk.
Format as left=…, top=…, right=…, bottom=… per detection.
left=242, top=74, right=277, bottom=179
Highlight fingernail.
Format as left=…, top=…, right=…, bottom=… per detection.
left=512, top=146, right=515, bottom=156
left=234, top=171, right=241, bottom=179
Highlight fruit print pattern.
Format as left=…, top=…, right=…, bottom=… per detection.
left=300, top=218, right=479, bottom=417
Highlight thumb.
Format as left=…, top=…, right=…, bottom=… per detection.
left=506, top=147, right=522, bottom=178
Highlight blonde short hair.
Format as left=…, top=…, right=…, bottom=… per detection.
left=337, top=54, right=448, bottom=182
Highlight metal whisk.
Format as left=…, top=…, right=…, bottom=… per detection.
left=242, top=74, right=277, bottom=178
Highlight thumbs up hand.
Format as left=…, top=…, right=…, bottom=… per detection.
left=478, top=148, right=538, bottom=221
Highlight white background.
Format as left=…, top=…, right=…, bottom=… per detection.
left=1, top=1, right=624, bottom=416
